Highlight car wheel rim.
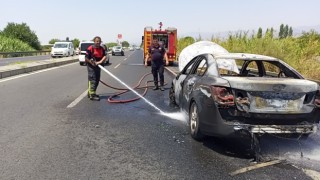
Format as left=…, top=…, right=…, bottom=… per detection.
left=190, top=104, right=197, bottom=133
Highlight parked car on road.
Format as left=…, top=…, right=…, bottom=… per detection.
left=101, top=44, right=110, bottom=65
left=112, top=46, right=124, bottom=56
left=51, top=42, right=74, bottom=58
left=78, top=41, right=94, bottom=66
left=170, top=52, right=320, bottom=141
left=78, top=41, right=110, bottom=66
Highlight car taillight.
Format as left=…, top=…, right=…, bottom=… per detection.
left=210, top=86, right=235, bottom=105
left=315, top=90, right=320, bottom=107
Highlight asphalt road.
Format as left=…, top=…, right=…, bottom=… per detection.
left=0, top=55, right=52, bottom=66
left=0, top=49, right=319, bottom=179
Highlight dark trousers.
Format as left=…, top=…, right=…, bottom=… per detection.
left=87, top=65, right=101, bottom=95
left=151, top=64, right=164, bottom=86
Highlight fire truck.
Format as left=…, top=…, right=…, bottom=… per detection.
left=143, top=25, right=177, bottom=65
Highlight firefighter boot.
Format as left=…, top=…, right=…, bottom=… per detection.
left=90, top=94, right=100, bottom=101
left=153, top=82, right=159, bottom=90
left=160, top=82, right=165, bottom=91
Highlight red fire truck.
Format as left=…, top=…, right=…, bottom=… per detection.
left=143, top=25, right=177, bottom=65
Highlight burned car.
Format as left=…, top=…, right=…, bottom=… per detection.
left=169, top=52, right=320, bottom=140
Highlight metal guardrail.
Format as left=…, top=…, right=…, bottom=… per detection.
left=0, top=50, right=51, bottom=58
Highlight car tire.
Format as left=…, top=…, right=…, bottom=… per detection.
left=79, top=62, right=85, bottom=66
left=169, top=85, right=177, bottom=106
left=189, top=101, right=205, bottom=141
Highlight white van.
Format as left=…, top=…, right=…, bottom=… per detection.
left=78, top=41, right=110, bottom=66
left=78, top=41, right=94, bottom=66
left=51, top=42, right=75, bottom=58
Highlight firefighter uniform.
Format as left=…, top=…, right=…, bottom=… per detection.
left=149, top=45, right=166, bottom=90
left=86, top=45, right=106, bottom=99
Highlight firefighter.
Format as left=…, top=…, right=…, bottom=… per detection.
left=85, top=36, right=107, bottom=101
left=145, top=38, right=169, bottom=91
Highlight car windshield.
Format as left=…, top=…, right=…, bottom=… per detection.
left=54, top=44, right=68, bottom=48
left=115, top=46, right=122, bottom=49
left=80, top=43, right=94, bottom=51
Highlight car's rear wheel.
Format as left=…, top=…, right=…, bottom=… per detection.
left=169, top=85, right=177, bottom=106
left=189, top=102, right=205, bottom=141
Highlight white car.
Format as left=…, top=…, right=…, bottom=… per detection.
left=51, top=42, right=74, bottom=58
left=112, top=46, right=124, bottom=56
left=78, top=41, right=110, bottom=66
left=78, top=41, right=94, bottom=66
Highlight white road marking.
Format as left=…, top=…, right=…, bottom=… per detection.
left=67, top=90, right=88, bottom=108
left=165, top=67, right=177, bottom=76
left=114, top=63, right=121, bottom=69
left=124, top=58, right=127, bottom=61
left=0, top=62, right=77, bottom=83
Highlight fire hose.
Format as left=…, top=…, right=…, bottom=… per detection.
left=99, top=69, right=167, bottom=103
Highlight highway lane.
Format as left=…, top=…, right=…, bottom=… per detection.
left=0, top=49, right=318, bottom=179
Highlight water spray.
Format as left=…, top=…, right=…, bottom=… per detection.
left=98, top=65, right=186, bottom=122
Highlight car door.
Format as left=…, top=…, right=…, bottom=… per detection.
left=180, top=56, right=205, bottom=110
left=174, top=57, right=198, bottom=105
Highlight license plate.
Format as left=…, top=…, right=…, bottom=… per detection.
left=254, top=97, right=303, bottom=112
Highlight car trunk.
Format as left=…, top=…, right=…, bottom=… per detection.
left=222, top=77, right=318, bottom=114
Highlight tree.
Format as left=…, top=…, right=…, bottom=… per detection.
left=288, top=27, right=293, bottom=37
left=49, top=38, right=60, bottom=44
left=72, top=38, right=80, bottom=48
left=284, top=24, right=289, bottom=38
left=106, top=42, right=118, bottom=48
left=183, top=36, right=195, bottom=44
left=257, top=27, right=263, bottom=38
left=279, top=24, right=284, bottom=39
left=265, top=28, right=272, bottom=39
left=196, top=34, right=202, bottom=41
left=2, top=22, right=41, bottom=50
left=270, top=27, right=274, bottom=39
left=121, top=41, right=129, bottom=47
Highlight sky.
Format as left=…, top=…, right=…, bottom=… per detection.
left=0, top=0, right=319, bottom=45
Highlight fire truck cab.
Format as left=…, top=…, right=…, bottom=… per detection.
left=143, top=26, right=177, bottom=66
